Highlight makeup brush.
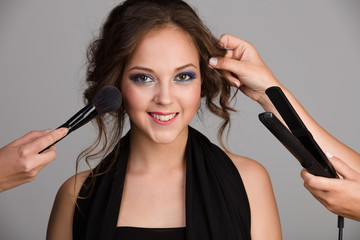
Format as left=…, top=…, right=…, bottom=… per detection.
left=39, top=86, right=122, bottom=153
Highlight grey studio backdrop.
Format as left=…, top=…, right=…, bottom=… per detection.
left=0, top=0, right=359, bottom=239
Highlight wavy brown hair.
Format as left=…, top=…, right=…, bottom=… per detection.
left=77, top=0, right=236, bottom=184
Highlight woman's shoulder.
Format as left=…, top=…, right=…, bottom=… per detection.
left=225, top=153, right=281, bottom=238
left=58, top=170, right=91, bottom=197
left=224, top=151, right=276, bottom=202
left=50, top=170, right=91, bottom=221
left=47, top=170, right=91, bottom=239
left=225, top=152, right=270, bottom=183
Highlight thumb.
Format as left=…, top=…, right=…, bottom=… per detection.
left=328, top=153, right=358, bottom=180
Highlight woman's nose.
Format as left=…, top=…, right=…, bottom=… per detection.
left=153, top=82, right=173, bottom=105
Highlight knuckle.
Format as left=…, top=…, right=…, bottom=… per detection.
left=219, top=33, right=228, bottom=41
left=333, top=158, right=345, bottom=170
left=331, top=157, right=340, bottom=165
left=17, top=151, right=34, bottom=173
left=48, top=151, right=57, bottom=161
left=26, top=172, right=38, bottom=182
left=28, top=170, right=38, bottom=179
left=18, top=145, right=30, bottom=160
left=306, top=177, right=316, bottom=188
left=29, top=130, right=37, bottom=135
left=245, top=40, right=254, bottom=48
left=28, top=130, right=41, bottom=138
left=246, top=40, right=253, bottom=46
left=18, top=160, right=33, bottom=173
left=219, top=57, right=230, bottom=68
left=300, top=169, right=307, bottom=179
left=325, top=200, right=336, bottom=212
left=219, top=34, right=229, bottom=47
left=46, top=134, right=56, bottom=144
left=23, top=161, right=34, bottom=173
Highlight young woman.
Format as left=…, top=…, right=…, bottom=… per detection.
left=47, top=1, right=281, bottom=239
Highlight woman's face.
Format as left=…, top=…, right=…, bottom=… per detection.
left=121, top=26, right=201, bottom=144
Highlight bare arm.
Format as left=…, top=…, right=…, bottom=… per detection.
left=47, top=170, right=90, bottom=240
left=228, top=153, right=282, bottom=239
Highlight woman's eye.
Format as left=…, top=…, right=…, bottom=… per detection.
left=174, top=72, right=196, bottom=82
left=139, top=75, right=150, bottom=82
left=130, top=74, right=154, bottom=85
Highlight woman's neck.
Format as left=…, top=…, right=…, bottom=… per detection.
left=127, top=127, right=188, bottom=173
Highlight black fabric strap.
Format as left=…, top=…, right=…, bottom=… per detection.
left=73, top=126, right=251, bottom=239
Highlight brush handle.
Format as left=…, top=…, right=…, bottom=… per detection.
left=63, top=104, right=97, bottom=133
left=38, top=104, right=98, bottom=154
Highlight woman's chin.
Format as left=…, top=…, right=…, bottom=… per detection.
left=151, top=135, right=178, bottom=145
left=149, top=129, right=187, bottom=145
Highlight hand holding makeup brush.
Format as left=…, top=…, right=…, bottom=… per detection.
left=0, top=86, right=122, bottom=193
left=0, top=128, right=68, bottom=193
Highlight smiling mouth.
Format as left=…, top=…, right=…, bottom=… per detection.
left=148, top=112, right=178, bottom=122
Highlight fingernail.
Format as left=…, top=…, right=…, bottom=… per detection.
left=325, top=152, right=333, bottom=158
left=60, top=128, right=69, bottom=135
left=209, top=57, right=217, bottom=66
left=232, top=81, right=240, bottom=88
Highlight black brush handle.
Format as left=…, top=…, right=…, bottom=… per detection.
left=38, top=104, right=97, bottom=154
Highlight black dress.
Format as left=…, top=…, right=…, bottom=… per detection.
left=73, top=126, right=251, bottom=240
left=116, top=227, right=186, bottom=239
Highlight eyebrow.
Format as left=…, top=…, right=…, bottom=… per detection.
left=129, top=63, right=198, bottom=72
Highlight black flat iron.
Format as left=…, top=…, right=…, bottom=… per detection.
left=259, top=86, right=337, bottom=178
left=258, top=86, right=344, bottom=240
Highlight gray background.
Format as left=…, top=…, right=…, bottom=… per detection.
left=0, top=0, right=359, bottom=239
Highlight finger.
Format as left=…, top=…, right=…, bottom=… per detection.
left=23, top=156, right=54, bottom=183
left=10, top=130, right=51, bottom=146
left=300, top=168, right=311, bottom=181
left=303, top=181, right=324, bottom=197
left=224, top=49, right=234, bottom=59
left=303, top=182, right=330, bottom=207
left=329, top=156, right=358, bottom=180
left=218, top=34, right=259, bottom=61
left=30, top=128, right=68, bottom=153
left=37, top=146, right=57, bottom=166
left=218, top=34, right=252, bottom=51
left=222, top=70, right=241, bottom=88
left=209, top=56, right=251, bottom=78
left=300, top=168, right=333, bottom=191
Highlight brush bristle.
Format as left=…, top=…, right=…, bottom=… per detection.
left=91, top=86, right=122, bottom=114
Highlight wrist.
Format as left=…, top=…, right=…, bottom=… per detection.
left=256, top=84, right=288, bottom=111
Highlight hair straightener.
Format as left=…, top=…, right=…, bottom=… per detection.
left=258, top=86, right=344, bottom=240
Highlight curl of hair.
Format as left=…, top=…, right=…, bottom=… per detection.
left=76, top=0, right=236, bottom=195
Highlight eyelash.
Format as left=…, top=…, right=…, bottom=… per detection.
left=129, top=73, right=154, bottom=85
left=129, top=71, right=196, bottom=85
left=174, top=71, right=196, bottom=82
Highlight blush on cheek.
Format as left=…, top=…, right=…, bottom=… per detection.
left=121, top=85, right=142, bottom=111
left=186, top=86, right=201, bottom=112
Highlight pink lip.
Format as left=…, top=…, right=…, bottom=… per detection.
left=147, top=112, right=179, bottom=125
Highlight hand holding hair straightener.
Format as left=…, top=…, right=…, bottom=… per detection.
left=209, top=34, right=360, bottom=236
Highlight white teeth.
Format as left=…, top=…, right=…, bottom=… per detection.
left=150, top=113, right=177, bottom=121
